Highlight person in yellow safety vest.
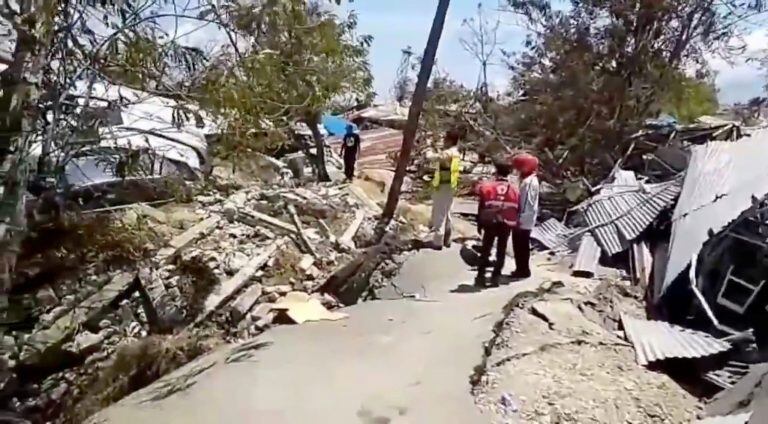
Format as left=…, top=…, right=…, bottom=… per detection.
left=427, top=131, right=461, bottom=249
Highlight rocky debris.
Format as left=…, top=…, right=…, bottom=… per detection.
left=2, top=172, right=398, bottom=423
left=473, top=270, right=700, bottom=424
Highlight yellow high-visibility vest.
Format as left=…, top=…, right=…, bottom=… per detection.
left=432, top=156, right=460, bottom=189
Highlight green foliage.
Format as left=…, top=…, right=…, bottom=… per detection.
left=660, top=75, right=719, bottom=124
left=498, top=0, right=766, bottom=181
left=197, top=0, right=374, bottom=162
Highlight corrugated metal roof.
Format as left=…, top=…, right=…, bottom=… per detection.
left=621, top=314, right=732, bottom=366
left=531, top=218, right=571, bottom=250
left=705, top=362, right=752, bottom=389
left=695, top=412, right=752, bottom=424
left=573, top=233, right=600, bottom=277
left=583, top=176, right=682, bottom=255
left=662, top=136, right=768, bottom=294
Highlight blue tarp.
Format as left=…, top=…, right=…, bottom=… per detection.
left=322, top=114, right=357, bottom=136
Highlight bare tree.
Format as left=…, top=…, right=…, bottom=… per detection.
left=459, top=2, right=501, bottom=102
left=391, top=46, right=415, bottom=104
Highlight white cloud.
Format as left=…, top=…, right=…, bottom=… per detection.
left=707, top=29, right=767, bottom=104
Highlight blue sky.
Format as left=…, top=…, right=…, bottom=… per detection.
left=335, top=1, right=522, bottom=99
left=177, top=1, right=767, bottom=105
left=337, top=0, right=767, bottom=105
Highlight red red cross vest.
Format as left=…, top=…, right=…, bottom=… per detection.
left=476, top=179, right=519, bottom=227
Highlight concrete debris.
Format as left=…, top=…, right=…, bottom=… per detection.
left=6, top=172, right=381, bottom=422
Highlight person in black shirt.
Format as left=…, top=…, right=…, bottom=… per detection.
left=339, top=124, right=361, bottom=181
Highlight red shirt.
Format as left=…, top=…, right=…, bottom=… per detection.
left=475, top=178, right=519, bottom=227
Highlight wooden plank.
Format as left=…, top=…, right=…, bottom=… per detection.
left=243, top=210, right=297, bottom=234
left=338, top=209, right=365, bottom=248
left=157, top=215, right=221, bottom=263
left=348, top=185, right=382, bottom=214
left=287, top=204, right=318, bottom=257
left=197, top=239, right=287, bottom=321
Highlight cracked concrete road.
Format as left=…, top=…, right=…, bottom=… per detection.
left=91, top=246, right=549, bottom=424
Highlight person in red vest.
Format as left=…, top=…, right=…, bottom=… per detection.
left=474, top=160, right=519, bottom=287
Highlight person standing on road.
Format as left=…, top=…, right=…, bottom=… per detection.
left=510, top=153, right=540, bottom=279
left=427, top=130, right=461, bottom=249
left=340, top=124, right=361, bottom=181
left=474, top=160, right=519, bottom=287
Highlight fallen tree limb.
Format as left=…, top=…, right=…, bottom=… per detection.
left=286, top=204, right=318, bottom=258
left=319, top=234, right=425, bottom=305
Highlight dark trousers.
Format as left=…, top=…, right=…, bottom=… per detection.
left=343, top=154, right=356, bottom=180
left=512, top=228, right=532, bottom=274
left=478, top=222, right=511, bottom=276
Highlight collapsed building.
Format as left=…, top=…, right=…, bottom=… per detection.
left=527, top=119, right=768, bottom=423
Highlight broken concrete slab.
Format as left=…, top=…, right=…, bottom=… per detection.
left=198, top=239, right=286, bottom=321
left=338, top=209, right=365, bottom=249
left=530, top=300, right=607, bottom=339
left=22, top=272, right=136, bottom=366
left=229, top=283, right=264, bottom=323
left=157, top=216, right=221, bottom=264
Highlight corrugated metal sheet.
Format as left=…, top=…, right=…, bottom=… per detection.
left=621, top=314, right=732, bottom=366
left=662, top=136, right=768, bottom=294
left=695, top=412, right=752, bottom=424
left=531, top=218, right=571, bottom=250
left=705, top=362, right=752, bottom=389
left=583, top=177, right=682, bottom=255
left=573, top=233, right=600, bottom=277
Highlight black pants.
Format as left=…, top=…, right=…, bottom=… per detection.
left=478, top=222, right=511, bottom=277
left=343, top=154, right=357, bottom=180
left=512, top=228, right=532, bottom=274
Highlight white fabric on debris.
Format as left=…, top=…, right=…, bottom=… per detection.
left=517, top=174, right=540, bottom=230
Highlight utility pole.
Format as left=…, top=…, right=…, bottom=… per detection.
left=380, top=0, right=451, bottom=223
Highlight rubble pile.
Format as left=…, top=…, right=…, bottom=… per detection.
left=515, top=120, right=768, bottom=423
left=0, top=175, right=385, bottom=423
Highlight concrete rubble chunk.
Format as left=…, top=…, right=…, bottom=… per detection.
left=131, top=203, right=167, bottom=223
left=239, top=210, right=298, bottom=234
left=157, top=215, right=221, bottom=264
left=21, top=272, right=136, bottom=366
left=229, top=283, right=264, bottom=323
left=297, top=254, right=315, bottom=273
left=338, top=209, right=365, bottom=249
left=64, top=331, right=105, bottom=356
left=35, top=286, right=59, bottom=309
left=198, top=239, right=286, bottom=322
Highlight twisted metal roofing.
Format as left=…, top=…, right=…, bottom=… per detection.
left=621, top=314, right=732, bottom=366
left=662, top=136, right=768, bottom=294
left=573, top=233, right=600, bottom=277
left=583, top=177, right=682, bottom=255
left=531, top=218, right=572, bottom=250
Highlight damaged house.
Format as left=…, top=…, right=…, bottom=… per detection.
left=29, top=80, right=218, bottom=211
left=654, top=131, right=768, bottom=354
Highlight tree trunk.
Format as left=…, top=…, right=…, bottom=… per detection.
left=380, top=0, right=451, bottom=224
left=307, top=112, right=331, bottom=182
left=0, top=1, right=56, bottom=296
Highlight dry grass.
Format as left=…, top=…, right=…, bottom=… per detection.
left=62, top=331, right=221, bottom=424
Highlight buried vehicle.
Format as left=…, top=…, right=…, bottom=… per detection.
left=60, top=146, right=198, bottom=210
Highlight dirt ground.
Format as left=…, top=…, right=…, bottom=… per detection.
left=473, top=263, right=702, bottom=424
